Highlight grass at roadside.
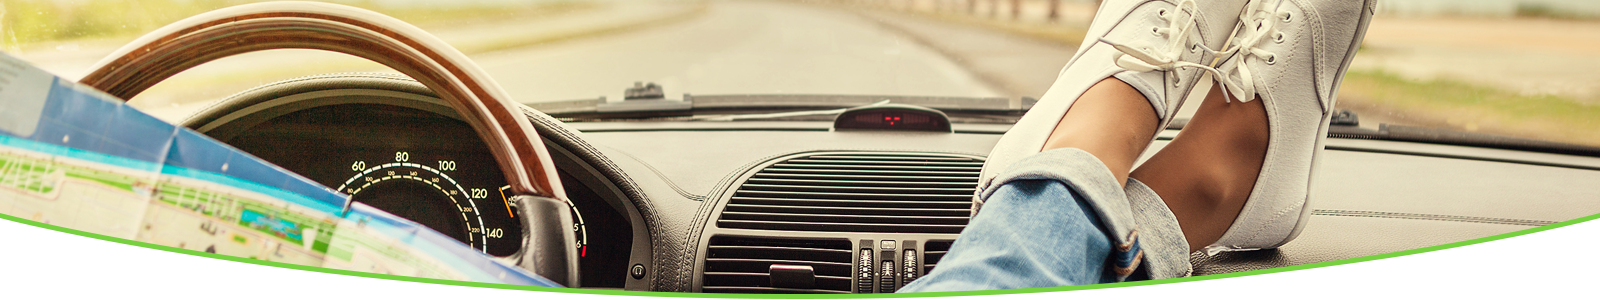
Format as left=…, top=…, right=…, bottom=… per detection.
left=0, top=0, right=598, bottom=51
left=1337, top=70, right=1600, bottom=146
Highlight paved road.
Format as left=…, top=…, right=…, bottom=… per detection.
left=471, top=0, right=999, bottom=103
left=16, top=0, right=1001, bottom=120
left=91, top=0, right=1000, bottom=120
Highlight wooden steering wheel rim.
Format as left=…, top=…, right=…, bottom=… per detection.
left=78, top=1, right=566, bottom=201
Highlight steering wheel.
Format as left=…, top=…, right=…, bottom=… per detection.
left=77, top=1, right=578, bottom=286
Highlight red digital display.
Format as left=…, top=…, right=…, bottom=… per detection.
left=834, top=106, right=951, bottom=132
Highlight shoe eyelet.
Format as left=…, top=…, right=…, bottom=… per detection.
left=1273, top=32, right=1285, bottom=43
left=1190, top=44, right=1200, bottom=53
left=1265, top=54, right=1277, bottom=65
left=1158, top=9, right=1168, bottom=17
left=1151, top=27, right=1162, bottom=36
left=1281, top=12, right=1293, bottom=23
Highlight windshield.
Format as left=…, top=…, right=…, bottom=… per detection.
left=5, top=0, right=1598, bottom=147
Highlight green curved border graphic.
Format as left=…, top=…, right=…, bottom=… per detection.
left=3, top=210, right=1595, bottom=298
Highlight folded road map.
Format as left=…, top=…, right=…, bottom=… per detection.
left=0, top=52, right=558, bottom=287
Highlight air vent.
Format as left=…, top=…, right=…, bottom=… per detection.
left=718, top=153, right=980, bottom=233
left=702, top=236, right=854, bottom=294
left=923, top=240, right=953, bottom=275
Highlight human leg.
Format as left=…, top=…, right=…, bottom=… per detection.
left=974, top=0, right=1249, bottom=215
left=910, top=0, right=1251, bottom=291
left=1130, top=84, right=1268, bottom=252
left=901, top=147, right=1148, bottom=292
left=1041, top=79, right=1158, bottom=188
left=899, top=175, right=1115, bottom=292
left=1130, top=0, right=1379, bottom=253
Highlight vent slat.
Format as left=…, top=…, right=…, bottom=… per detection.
left=923, top=241, right=955, bottom=275
left=762, top=168, right=977, bottom=177
left=706, top=245, right=854, bottom=254
left=785, top=159, right=984, bottom=167
left=750, top=173, right=978, bottom=182
left=701, top=273, right=853, bottom=292
left=718, top=220, right=967, bottom=233
left=703, top=272, right=854, bottom=281
left=734, top=190, right=971, bottom=201
left=719, top=153, right=980, bottom=234
left=729, top=197, right=971, bottom=209
left=803, top=155, right=977, bottom=162
left=700, top=287, right=852, bottom=294
left=771, top=163, right=981, bottom=172
left=704, top=236, right=854, bottom=294
left=741, top=183, right=974, bottom=194
left=724, top=204, right=970, bottom=216
left=721, top=212, right=969, bottom=225
left=703, top=260, right=852, bottom=278
left=745, top=178, right=977, bottom=188
left=704, top=258, right=853, bottom=268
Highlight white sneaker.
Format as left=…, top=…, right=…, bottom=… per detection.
left=978, top=0, right=1246, bottom=212
left=1203, top=0, right=1378, bottom=253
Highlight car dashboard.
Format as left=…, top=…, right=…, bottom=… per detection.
left=188, top=74, right=1600, bottom=293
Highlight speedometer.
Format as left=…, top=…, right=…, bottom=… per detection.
left=330, top=150, right=531, bottom=256
left=207, top=103, right=591, bottom=259
left=337, top=154, right=498, bottom=249
left=329, top=149, right=587, bottom=258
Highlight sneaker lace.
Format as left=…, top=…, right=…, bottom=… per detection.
left=1102, top=0, right=1291, bottom=104
left=1099, top=0, right=1231, bottom=101
left=1210, top=0, right=1290, bottom=103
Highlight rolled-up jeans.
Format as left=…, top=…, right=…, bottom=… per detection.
left=898, top=179, right=1116, bottom=291
left=898, top=148, right=1190, bottom=292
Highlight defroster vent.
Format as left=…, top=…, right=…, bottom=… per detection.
left=717, top=153, right=981, bottom=233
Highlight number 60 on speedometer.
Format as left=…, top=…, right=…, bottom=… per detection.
left=334, top=151, right=586, bottom=257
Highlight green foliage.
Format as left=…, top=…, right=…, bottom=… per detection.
left=1340, top=70, right=1600, bottom=146
left=1, top=0, right=236, bottom=46
left=1514, top=2, right=1598, bottom=20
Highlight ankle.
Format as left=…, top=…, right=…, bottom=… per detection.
left=1129, top=88, right=1269, bottom=250
left=1040, top=78, right=1160, bottom=185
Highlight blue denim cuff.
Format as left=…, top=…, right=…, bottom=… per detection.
left=977, top=148, right=1145, bottom=280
